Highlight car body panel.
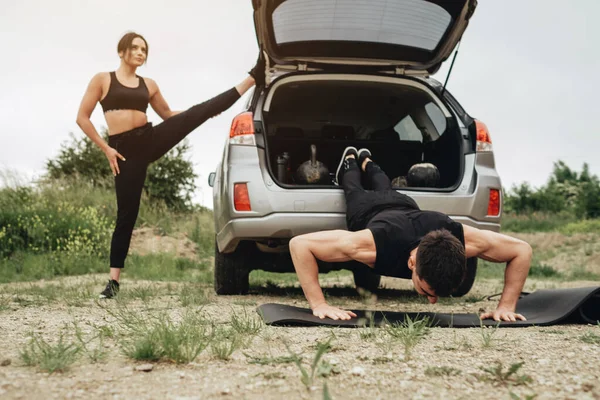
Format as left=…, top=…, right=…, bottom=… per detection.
left=252, top=0, right=477, bottom=75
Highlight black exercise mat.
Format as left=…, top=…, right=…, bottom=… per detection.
left=256, top=286, right=600, bottom=328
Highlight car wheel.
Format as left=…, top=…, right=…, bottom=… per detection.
left=453, top=257, right=478, bottom=297
left=352, top=263, right=381, bottom=294
left=214, top=239, right=251, bottom=295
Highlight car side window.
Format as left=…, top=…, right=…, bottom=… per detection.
left=394, top=115, right=423, bottom=142
left=424, top=102, right=447, bottom=134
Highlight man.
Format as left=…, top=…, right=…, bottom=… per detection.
left=289, top=147, right=532, bottom=322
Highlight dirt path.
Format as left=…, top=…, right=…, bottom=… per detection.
left=0, top=274, right=599, bottom=400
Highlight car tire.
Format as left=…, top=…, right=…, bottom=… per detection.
left=352, top=263, right=381, bottom=294
left=214, top=239, right=251, bottom=295
left=453, top=257, right=478, bottom=297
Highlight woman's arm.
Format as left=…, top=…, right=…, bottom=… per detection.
left=289, top=229, right=376, bottom=320
left=76, top=73, right=125, bottom=176
left=147, top=78, right=181, bottom=120
left=463, top=224, right=533, bottom=321
left=235, top=76, right=256, bottom=96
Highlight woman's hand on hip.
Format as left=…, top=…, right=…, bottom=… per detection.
left=104, top=147, right=126, bottom=176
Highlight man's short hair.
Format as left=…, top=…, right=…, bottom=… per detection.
left=416, top=229, right=466, bottom=297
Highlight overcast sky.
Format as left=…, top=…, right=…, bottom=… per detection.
left=1, top=0, right=598, bottom=207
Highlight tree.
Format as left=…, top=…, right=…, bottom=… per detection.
left=504, top=160, right=600, bottom=218
left=46, top=129, right=198, bottom=211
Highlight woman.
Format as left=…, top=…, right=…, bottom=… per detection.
left=76, top=32, right=265, bottom=298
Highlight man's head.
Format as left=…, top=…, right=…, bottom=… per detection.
left=408, top=229, right=466, bottom=303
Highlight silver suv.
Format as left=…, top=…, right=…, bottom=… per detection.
left=209, top=0, right=501, bottom=295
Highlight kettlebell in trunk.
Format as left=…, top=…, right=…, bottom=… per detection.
left=296, top=144, right=330, bottom=185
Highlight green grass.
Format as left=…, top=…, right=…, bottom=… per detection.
left=210, top=327, right=244, bottom=361
left=568, top=266, right=600, bottom=281
left=509, top=392, right=538, bottom=400
left=502, top=212, right=579, bottom=233
left=249, top=270, right=352, bottom=287
left=121, top=312, right=213, bottom=364
left=476, top=260, right=598, bottom=282
left=358, top=312, right=378, bottom=340
left=230, top=307, right=264, bottom=335
left=385, top=315, right=431, bottom=360
left=72, top=322, right=108, bottom=363
left=0, top=251, right=107, bottom=283
left=246, top=354, right=301, bottom=365
left=103, top=305, right=213, bottom=364
left=560, top=219, right=600, bottom=235
left=286, top=337, right=333, bottom=390
left=179, top=285, right=211, bottom=307
left=480, top=321, right=501, bottom=348
left=528, top=264, right=561, bottom=278
left=0, top=295, right=10, bottom=311
left=425, top=366, right=461, bottom=377
left=122, top=285, right=157, bottom=302
left=0, top=176, right=216, bottom=284
left=0, top=251, right=213, bottom=285
left=121, top=254, right=212, bottom=283
left=476, top=362, right=533, bottom=386
left=19, top=333, right=81, bottom=373
left=579, top=331, right=600, bottom=345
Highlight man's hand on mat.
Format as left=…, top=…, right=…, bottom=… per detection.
left=480, top=307, right=526, bottom=322
left=312, top=303, right=357, bottom=320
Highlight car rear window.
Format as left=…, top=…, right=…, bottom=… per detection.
left=394, top=116, right=423, bottom=142
left=273, top=0, right=452, bottom=51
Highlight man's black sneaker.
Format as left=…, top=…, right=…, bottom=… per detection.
left=335, top=146, right=358, bottom=185
left=357, top=148, right=372, bottom=169
left=99, top=279, right=120, bottom=299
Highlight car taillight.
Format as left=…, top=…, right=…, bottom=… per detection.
left=487, top=188, right=500, bottom=216
left=475, top=120, right=493, bottom=152
left=234, top=183, right=251, bottom=211
left=229, top=112, right=256, bottom=145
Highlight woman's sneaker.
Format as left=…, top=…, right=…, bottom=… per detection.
left=99, top=279, right=120, bottom=299
left=335, top=146, right=358, bottom=185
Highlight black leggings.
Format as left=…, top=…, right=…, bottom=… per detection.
left=107, top=87, right=241, bottom=268
left=342, top=159, right=419, bottom=231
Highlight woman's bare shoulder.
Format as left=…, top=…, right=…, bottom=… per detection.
left=142, top=76, right=157, bottom=88
left=89, top=72, right=111, bottom=86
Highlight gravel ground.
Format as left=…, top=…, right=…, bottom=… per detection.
left=0, top=274, right=599, bottom=400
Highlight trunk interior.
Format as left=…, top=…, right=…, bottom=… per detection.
left=262, top=78, right=463, bottom=190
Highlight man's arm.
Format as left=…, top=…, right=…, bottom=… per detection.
left=289, top=229, right=376, bottom=320
left=463, top=224, right=533, bottom=322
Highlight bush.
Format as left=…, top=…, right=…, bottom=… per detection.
left=504, top=161, right=600, bottom=219
left=0, top=186, right=112, bottom=259
left=46, top=130, right=198, bottom=211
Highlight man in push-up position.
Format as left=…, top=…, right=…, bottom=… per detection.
left=289, top=147, right=532, bottom=322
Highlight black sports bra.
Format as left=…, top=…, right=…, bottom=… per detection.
left=100, top=71, right=149, bottom=113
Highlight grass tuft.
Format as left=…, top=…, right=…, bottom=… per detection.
left=210, top=328, right=244, bottom=361
left=230, top=307, right=264, bottom=336
left=425, top=366, right=461, bottom=377
left=108, top=306, right=213, bottom=364
left=179, top=285, right=211, bottom=307
left=579, top=331, right=600, bottom=345
left=286, top=337, right=333, bottom=390
left=480, top=321, right=501, bottom=348
left=476, top=362, right=533, bottom=386
left=19, top=333, right=81, bottom=373
left=385, top=315, right=431, bottom=360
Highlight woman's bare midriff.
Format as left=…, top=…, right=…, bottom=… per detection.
left=104, top=110, right=148, bottom=136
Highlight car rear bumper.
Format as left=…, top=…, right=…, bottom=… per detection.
left=216, top=212, right=499, bottom=253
